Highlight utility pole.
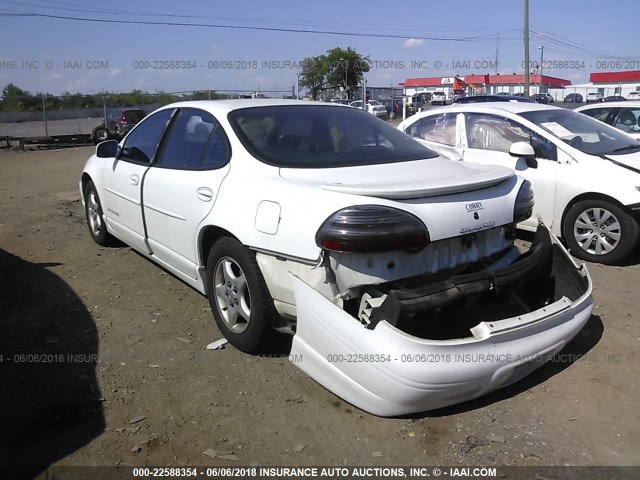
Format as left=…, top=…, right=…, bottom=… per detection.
left=495, top=32, right=499, bottom=75
left=539, top=45, right=544, bottom=94
left=42, top=94, right=49, bottom=137
left=523, top=0, right=530, bottom=96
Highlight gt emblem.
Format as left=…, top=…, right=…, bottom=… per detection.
left=473, top=212, right=480, bottom=220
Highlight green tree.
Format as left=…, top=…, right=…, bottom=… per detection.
left=299, top=47, right=370, bottom=100
left=299, top=55, right=328, bottom=100
left=1, top=83, right=31, bottom=111
left=325, top=47, right=370, bottom=99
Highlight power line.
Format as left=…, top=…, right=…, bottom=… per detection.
left=531, top=26, right=638, bottom=61
left=0, top=11, right=515, bottom=42
left=13, top=0, right=522, bottom=34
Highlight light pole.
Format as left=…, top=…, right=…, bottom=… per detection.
left=538, top=45, right=544, bottom=94
left=523, top=0, right=530, bottom=97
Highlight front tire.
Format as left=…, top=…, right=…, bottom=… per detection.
left=84, top=180, right=115, bottom=246
left=206, top=237, right=275, bottom=353
left=563, top=199, right=639, bottom=264
left=92, top=126, right=110, bottom=145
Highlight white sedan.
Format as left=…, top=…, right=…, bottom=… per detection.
left=81, top=100, right=592, bottom=416
left=575, top=101, right=640, bottom=140
left=398, top=102, right=640, bottom=264
left=349, top=99, right=388, bottom=118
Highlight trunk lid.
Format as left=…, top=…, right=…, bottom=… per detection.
left=279, top=157, right=514, bottom=200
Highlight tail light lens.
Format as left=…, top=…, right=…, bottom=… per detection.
left=121, top=115, right=127, bottom=123
left=316, top=205, right=430, bottom=253
left=514, top=179, right=534, bottom=223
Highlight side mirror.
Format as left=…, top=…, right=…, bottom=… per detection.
left=509, top=141, right=535, bottom=158
left=509, top=141, right=537, bottom=168
left=96, top=139, right=119, bottom=158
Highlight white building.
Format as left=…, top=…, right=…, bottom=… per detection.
left=559, top=71, right=640, bottom=100
left=402, top=74, right=572, bottom=101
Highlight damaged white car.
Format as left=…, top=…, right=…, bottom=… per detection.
left=80, top=100, right=593, bottom=416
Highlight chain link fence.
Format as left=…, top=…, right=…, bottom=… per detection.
left=0, top=88, right=297, bottom=143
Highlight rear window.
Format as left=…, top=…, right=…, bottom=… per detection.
left=227, top=105, right=436, bottom=168
left=123, top=110, right=146, bottom=123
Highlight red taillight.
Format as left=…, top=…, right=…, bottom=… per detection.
left=316, top=205, right=430, bottom=253
left=121, top=115, right=127, bottom=123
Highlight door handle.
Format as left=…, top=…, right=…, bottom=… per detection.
left=197, top=187, right=213, bottom=202
left=130, top=174, right=139, bottom=186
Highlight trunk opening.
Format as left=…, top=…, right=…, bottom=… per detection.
left=349, top=225, right=589, bottom=340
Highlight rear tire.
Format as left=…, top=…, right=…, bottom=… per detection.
left=84, top=180, right=115, bottom=246
left=206, top=237, right=276, bottom=353
left=563, top=199, right=639, bottom=264
left=92, top=126, right=110, bottom=145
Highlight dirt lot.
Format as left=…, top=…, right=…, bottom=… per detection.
left=0, top=146, right=638, bottom=478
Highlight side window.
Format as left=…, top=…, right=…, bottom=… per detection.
left=581, top=108, right=612, bottom=122
left=407, top=113, right=456, bottom=146
left=120, top=109, right=174, bottom=164
left=200, top=124, right=231, bottom=170
left=156, top=108, right=229, bottom=170
left=613, top=108, right=640, bottom=132
left=465, top=113, right=557, bottom=160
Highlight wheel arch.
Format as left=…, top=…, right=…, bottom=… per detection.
left=80, top=172, right=93, bottom=199
left=561, top=192, right=629, bottom=236
left=198, top=225, right=239, bottom=268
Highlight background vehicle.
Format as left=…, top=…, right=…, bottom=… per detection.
left=586, top=92, right=605, bottom=103
left=544, top=93, right=555, bottom=103
left=454, top=94, right=536, bottom=104
left=405, top=93, right=431, bottom=114
left=398, top=102, right=640, bottom=264
left=532, top=93, right=550, bottom=104
left=452, top=89, right=466, bottom=102
left=81, top=100, right=592, bottom=416
left=627, top=91, right=640, bottom=100
left=605, top=96, right=626, bottom=102
left=575, top=101, right=640, bottom=139
left=349, top=99, right=388, bottom=118
left=564, top=93, right=584, bottom=103
left=91, top=108, right=146, bottom=144
left=380, top=98, right=403, bottom=119
left=430, top=91, right=447, bottom=105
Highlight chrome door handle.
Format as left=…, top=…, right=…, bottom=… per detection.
left=130, top=174, right=139, bottom=186
left=197, top=187, right=213, bottom=202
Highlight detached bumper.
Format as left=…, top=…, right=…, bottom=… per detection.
left=289, top=227, right=593, bottom=417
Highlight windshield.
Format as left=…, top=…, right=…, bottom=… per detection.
left=520, top=108, right=640, bottom=156
left=227, top=105, right=437, bottom=168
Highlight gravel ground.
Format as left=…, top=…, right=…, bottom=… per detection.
left=0, top=146, right=638, bottom=478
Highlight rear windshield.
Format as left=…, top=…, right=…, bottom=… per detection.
left=123, top=110, right=146, bottom=123
left=227, top=105, right=436, bottom=168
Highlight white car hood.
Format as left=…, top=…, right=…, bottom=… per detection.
left=604, top=150, right=640, bottom=173
left=280, top=157, right=514, bottom=200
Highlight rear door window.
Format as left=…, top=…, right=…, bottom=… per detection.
left=156, top=108, right=230, bottom=170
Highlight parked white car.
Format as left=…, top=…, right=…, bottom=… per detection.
left=431, top=91, right=447, bottom=105
left=398, top=102, right=640, bottom=264
left=627, top=91, right=640, bottom=100
left=349, top=99, right=387, bottom=118
left=586, top=92, right=604, bottom=103
left=81, top=100, right=592, bottom=416
left=575, top=101, right=640, bottom=139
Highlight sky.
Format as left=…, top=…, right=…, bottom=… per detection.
left=0, top=0, right=639, bottom=96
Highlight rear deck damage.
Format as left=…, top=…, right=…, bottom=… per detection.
left=289, top=224, right=593, bottom=416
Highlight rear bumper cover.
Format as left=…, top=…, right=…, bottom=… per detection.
left=289, top=226, right=593, bottom=416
